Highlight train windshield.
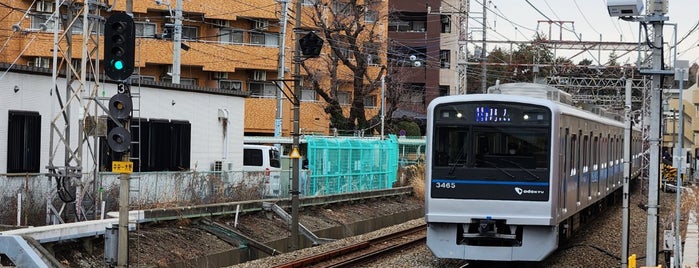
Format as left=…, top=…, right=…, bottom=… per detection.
left=430, top=101, right=551, bottom=201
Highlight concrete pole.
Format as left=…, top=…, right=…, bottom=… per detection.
left=621, top=77, right=632, bottom=268
left=674, top=59, right=688, bottom=268
left=290, top=0, right=302, bottom=251
left=172, top=0, right=182, bottom=84
left=275, top=0, right=289, bottom=147
left=645, top=16, right=664, bottom=267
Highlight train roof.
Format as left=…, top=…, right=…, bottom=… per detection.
left=487, top=82, right=574, bottom=105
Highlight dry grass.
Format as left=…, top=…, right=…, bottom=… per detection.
left=404, top=164, right=425, bottom=200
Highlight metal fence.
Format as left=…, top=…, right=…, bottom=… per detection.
left=305, top=135, right=399, bottom=195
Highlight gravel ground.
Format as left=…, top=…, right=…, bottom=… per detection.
left=232, top=182, right=696, bottom=268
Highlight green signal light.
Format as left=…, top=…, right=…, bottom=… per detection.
left=113, top=60, right=124, bottom=70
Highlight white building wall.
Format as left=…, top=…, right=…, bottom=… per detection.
left=0, top=71, right=246, bottom=174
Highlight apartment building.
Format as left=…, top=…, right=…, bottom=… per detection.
left=0, top=0, right=387, bottom=137
left=387, top=0, right=461, bottom=116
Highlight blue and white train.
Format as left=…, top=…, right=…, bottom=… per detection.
left=425, top=85, right=642, bottom=261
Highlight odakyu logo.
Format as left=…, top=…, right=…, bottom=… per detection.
left=514, top=187, right=544, bottom=195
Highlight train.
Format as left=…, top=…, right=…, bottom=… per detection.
left=424, top=83, right=642, bottom=261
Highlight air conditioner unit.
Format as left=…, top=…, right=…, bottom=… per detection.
left=212, top=160, right=233, bottom=172
left=211, top=72, right=229, bottom=80
left=212, top=19, right=230, bottom=28
left=213, top=160, right=223, bottom=172
left=254, top=20, right=269, bottom=30
left=251, top=70, right=266, bottom=81
left=36, top=1, right=54, bottom=13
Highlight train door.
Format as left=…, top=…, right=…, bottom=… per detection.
left=559, top=128, right=569, bottom=217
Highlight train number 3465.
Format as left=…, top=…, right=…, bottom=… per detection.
left=435, top=182, right=456, bottom=189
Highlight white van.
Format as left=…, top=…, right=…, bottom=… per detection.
left=243, top=145, right=282, bottom=197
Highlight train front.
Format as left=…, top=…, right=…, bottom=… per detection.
left=425, top=96, right=557, bottom=261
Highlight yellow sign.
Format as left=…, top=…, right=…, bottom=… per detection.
left=290, top=147, right=301, bottom=159
left=112, top=161, right=133, bottom=174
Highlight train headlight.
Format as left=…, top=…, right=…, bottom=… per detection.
left=523, top=114, right=530, bottom=120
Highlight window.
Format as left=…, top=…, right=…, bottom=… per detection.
left=439, top=85, right=449, bottom=96
left=243, top=149, right=263, bottom=166
left=337, top=91, right=351, bottom=105
left=250, top=33, right=265, bottom=45
left=388, top=12, right=427, bottom=32
left=100, top=119, right=191, bottom=172
left=364, top=42, right=381, bottom=65
left=7, top=111, right=41, bottom=173
left=31, top=14, right=55, bottom=31
left=249, top=82, right=277, bottom=97
left=440, top=50, right=451, bottom=69
left=301, top=89, right=316, bottom=101
left=220, top=80, right=242, bottom=91
left=135, top=22, right=156, bottom=37
left=303, top=0, right=318, bottom=5
left=29, top=57, right=50, bottom=68
left=129, top=75, right=156, bottom=84
left=181, top=26, right=198, bottom=40
left=332, top=1, right=352, bottom=16
left=332, top=46, right=354, bottom=60
left=264, top=33, right=279, bottom=47
left=365, top=10, right=378, bottom=23
left=364, top=95, right=376, bottom=107
left=441, top=15, right=451, bottom=33
left=220, top=29, right=244, bottom=44
left=161, top=77, right=197, bottom=86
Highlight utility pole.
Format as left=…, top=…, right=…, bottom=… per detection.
left=172, top=0, right=183, bottom=84
left=275, top=0, right=289, bottom=147
left=643, top=1, right=668, bottom=265
left=457, top=0, right=469, bottom=94
left=290, top=0, right=302, bottom=251
left=480, top=0, right=487, bottom=93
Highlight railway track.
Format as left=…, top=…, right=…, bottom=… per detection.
left=273, top=224, right=426, bottom=268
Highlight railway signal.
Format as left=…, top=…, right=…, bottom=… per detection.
left=107, top=82, right=132, bottom=157
left=104, top=13, right=135, bottom=81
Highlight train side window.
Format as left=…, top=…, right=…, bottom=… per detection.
left=600, top=137, right=606, bottom=169
left=582, top=135, right=589, bottom=173
left=593, top=136, right=599, bottom=170
left=570, top=133, right=577, bottom=176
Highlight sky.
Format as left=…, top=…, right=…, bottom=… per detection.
left=478, top=0, right=699, bottom=67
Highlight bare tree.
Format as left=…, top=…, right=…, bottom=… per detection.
left=301, top=0, right=387, bottom=134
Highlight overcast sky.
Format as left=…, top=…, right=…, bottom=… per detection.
left=477, top=0, right=698, bottom=67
